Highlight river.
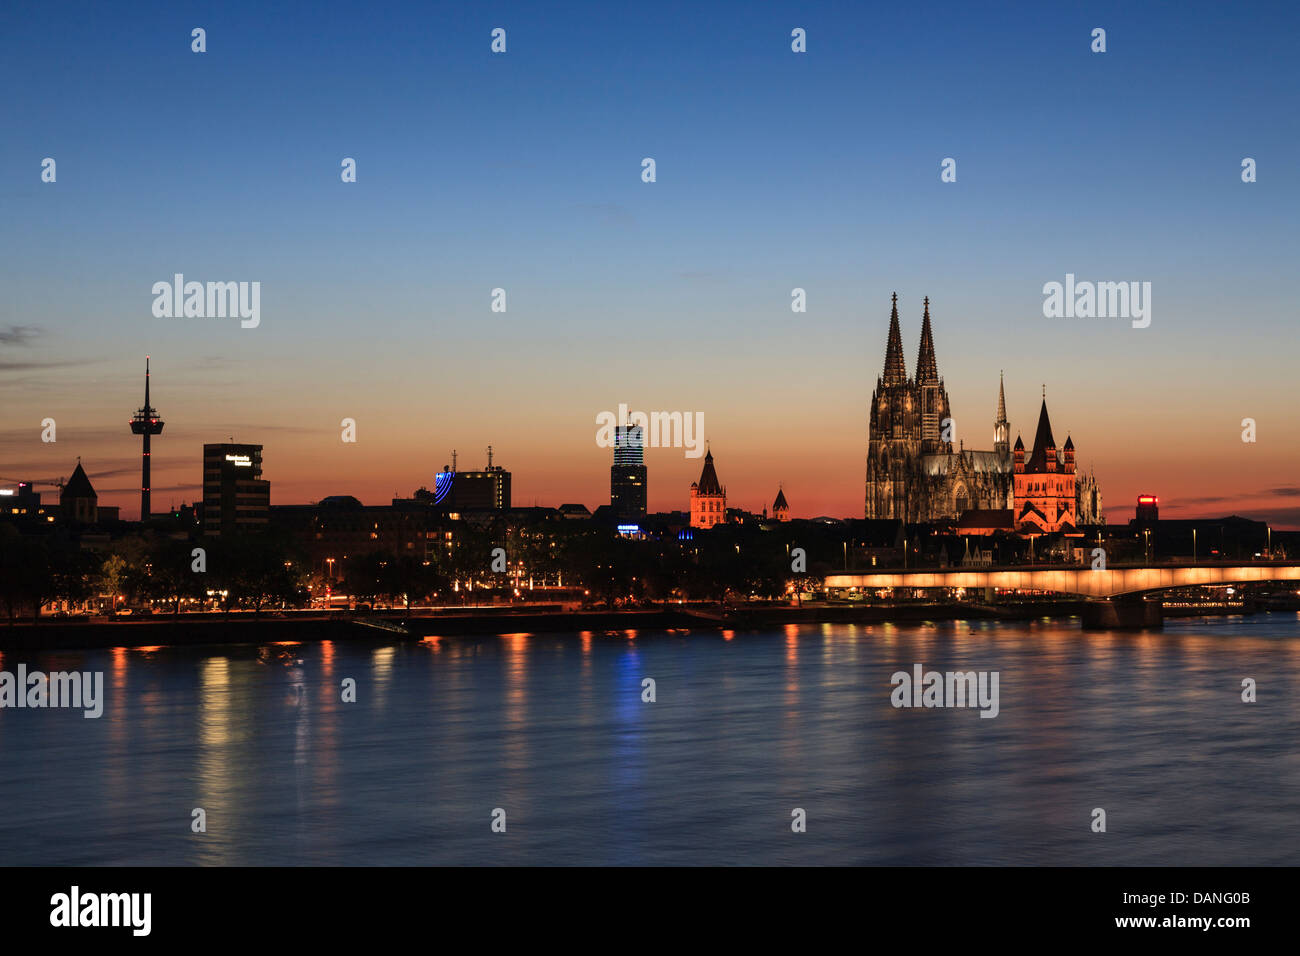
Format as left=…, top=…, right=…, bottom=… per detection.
left=2, top=613, right=1297, bottom=865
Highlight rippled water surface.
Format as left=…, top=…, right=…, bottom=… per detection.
left=2, top=614, right=1298, bottom=865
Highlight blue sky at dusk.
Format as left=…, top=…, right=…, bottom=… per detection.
left=2, top=0, right=1297, bottom=522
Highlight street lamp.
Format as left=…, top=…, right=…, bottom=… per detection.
left=1193, top=528, right=1197, bottom=564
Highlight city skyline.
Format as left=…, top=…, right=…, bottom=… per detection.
left=0, top=325, right=1294, bottom=529
left=2, top=2, right=1297, bottom=524
left=3, top=0, right=1300, bottom=889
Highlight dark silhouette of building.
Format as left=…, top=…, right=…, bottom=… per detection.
left=202, top=443, right=269, bottom=535
left=272, top=495, right=439, bottom=576
left=60, top=460, right=98, bottom=524
left=0, top=481, right=50, bottom=526
left=128, top=357, right=164, bottom=521
left=426, top=447, right=511, bottom=511
left=611, top=424, right=647, bottom=520
left=1133, top=494, right=1159, bottom=556
left=772, top=486, right=790, bottom=521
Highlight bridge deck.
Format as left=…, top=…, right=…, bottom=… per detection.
left=823, top=564, right=1300, bottom=598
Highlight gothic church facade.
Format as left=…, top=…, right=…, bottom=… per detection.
left=864, top=294, right=1103, bottom=529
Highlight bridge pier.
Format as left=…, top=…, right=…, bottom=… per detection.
left=1081, top=597, right=1163, bottom=631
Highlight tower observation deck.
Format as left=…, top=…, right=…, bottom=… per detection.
left=129, top=356, right=165, bottom=520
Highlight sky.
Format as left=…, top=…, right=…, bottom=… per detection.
left=1, top=1, right=1298, bottom=524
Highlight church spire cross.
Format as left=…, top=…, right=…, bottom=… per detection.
left=882, top=293, right=908, bottom=385
left=916, top=295, right=939, bottom=384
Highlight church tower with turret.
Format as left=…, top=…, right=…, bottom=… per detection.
left=1012, top=394, right=1077, bottom=533
left=689, top=447, right=727, bottom=529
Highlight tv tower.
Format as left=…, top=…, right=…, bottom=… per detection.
left=129, top=356, right=164, bottom=521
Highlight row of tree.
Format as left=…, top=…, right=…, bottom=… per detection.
left=0, top=526, right=308, bottom=624
left=0, top=520, right=852, bottom=624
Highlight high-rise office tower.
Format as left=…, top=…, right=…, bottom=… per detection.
left=611, top=424, right=647, bottom=520
left=202, top=443, right=270, bottom=535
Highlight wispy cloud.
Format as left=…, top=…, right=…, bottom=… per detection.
left=0, top=359, right=96, bottom=373
left=1180, top=486, right=1300, bottom=507
left=99, top=482, right=201, bottom=495
left=191, top=355, right=238, bottom=371
left=87, top=466, right=143, bottom=480
left=573, top=202, right=635, bottom=227
left=0, top=325, right=41, bottom=346
left=1231, top=507, right=1300, bottom=527
left=204, top=423, right=320, bottom=435
left=0, top=425, right=133, bottom=444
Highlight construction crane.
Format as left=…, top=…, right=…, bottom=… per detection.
left=0, top=475, right=66, bottom=491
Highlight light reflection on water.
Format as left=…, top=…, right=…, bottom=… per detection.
left=1, top=613, right=1298, bottom=865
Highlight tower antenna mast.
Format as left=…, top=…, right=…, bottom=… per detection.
left=129, top=356, right=165, bottom=521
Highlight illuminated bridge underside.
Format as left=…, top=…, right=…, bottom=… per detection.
left=824, top=565, right=1300, bottom=599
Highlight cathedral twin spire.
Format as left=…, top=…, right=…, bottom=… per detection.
left=882, top=292, right=908, bottom=385
left=876, top=295, right=1008, bottom=454
left=916, top=296, right=939, bottom=385
left=881, top=293, right=940, bottom=386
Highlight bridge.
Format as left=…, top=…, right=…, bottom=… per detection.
left=824, top=563, right=1300, bottom=599
left=822, top=563, right=1300, bottom=629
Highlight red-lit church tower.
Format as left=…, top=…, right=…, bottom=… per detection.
left=1012, top=394, right=1076, bottom=533
left=689, top=447, right=726, bottom=529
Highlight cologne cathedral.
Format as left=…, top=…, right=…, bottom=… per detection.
left=864, top=294, right=1103, bottom=530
